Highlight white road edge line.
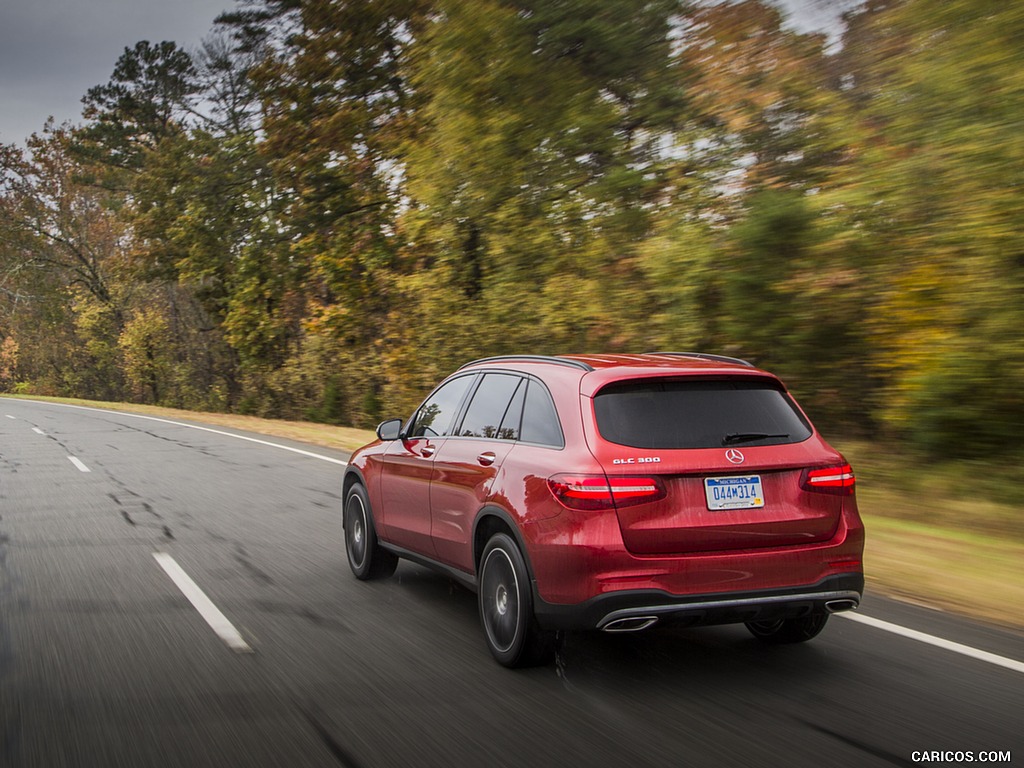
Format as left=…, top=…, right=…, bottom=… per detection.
left=68, top=456, right=91, bottom=473
left=838, top=612, right=1024, bottom=675
left=153, top=552, right=253, bottom=653
left=7, top=399, right=347, bottom=466
left=32, top=427, right=45, bottom=435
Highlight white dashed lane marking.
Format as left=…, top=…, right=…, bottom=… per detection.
left=67, top=456, right=91, bottom=473
left=153, top=552, right=253, bottom=653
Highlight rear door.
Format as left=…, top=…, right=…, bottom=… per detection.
left=584, top=377, right=846, bottom=555
left=429, top=373, right=523, bottom=571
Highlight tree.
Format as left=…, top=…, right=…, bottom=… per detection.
left=823, top=0, right=1024, bottom=455
left=676, top=0, right=843, bottom=195
left=0, top=336, right=18, bottom=391
left=395, top=0, right=681, bottom=378
left=194, top=33, right=265, bottom=136
left=0, top=126, right=129, bottom=398
left=76, top=41, right=199, bottom=181
left=0, top=126, right=124, bottom=316
left=216, top=0, right=432, bottom=421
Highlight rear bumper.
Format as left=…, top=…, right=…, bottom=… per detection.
left=533, top=573, right=864, bottom=631
left=522, top=501, right=865, bottom=608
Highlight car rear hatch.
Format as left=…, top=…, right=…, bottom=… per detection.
left=582, top=376, right=849, bottom=555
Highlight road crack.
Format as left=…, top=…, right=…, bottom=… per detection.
left=794, top=718, right=915, bottom=767
left=295, top=704, right=364, bottom=768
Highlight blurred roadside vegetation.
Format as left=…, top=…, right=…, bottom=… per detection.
left=842, top=438, right=1023, bottom=628
left=841, top=441, right=1024, bottom=537
left=2, top=0, right=1022, bottom=511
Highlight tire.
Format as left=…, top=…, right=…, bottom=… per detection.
left=344, top=484, right=398, bottom=580
left=478, top=533, right=556, bottom=668
left=745, top=613, right=829, bottom=644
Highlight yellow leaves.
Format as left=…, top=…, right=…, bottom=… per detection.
left=0, top=336, right=18, bottom=390
left=118, top=307, right=172, bottom=403
left=681, top=0, right=827, bottom=137
left=865, top=256, right=967, bottom=430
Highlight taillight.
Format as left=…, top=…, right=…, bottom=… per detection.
left=547, top=474, right=666, bottom=511
left=801, top=463, right=855, bottom=495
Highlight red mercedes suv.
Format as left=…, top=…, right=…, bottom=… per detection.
left=342, top=353, right=864, bottom=667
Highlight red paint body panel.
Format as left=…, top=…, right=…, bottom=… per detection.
left=376, top=437, right=439, bottom=556
left=429, top=437, right=513, bottom=571
left=520, top=496, right=864, bottom=605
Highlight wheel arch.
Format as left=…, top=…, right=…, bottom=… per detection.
left=343, top=466, right=367, bottom=501
left=472, top=506, right=535, bottom=581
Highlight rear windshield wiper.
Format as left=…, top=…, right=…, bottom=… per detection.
left=722, top=432, right=790, bottom=445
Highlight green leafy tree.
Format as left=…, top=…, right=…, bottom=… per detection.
left=398, top=0, right=681, bottom=372
left=103, top=28, right=292, bottom=411
left=823, top=0, right=1024, bottom=454
left=677, top=0, right=843, bottom=193
left=76, top=40, right=199, bottom=184
left=216, top=0, right=432, bottom=422
left=0, top=127, right=130, bottom=398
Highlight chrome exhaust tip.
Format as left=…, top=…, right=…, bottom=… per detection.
left=825, top=599, right=858, bottom=614
left=602, top=616, right=659, bottom=633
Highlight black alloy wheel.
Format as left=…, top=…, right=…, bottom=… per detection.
left=745, top=613, right=829, bottom=644
left=344, top=484, right=398, bottom=580
left=478, top=532, right=555, bottom=668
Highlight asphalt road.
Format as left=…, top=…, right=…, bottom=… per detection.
left=1, top=398, right=1021, bottom=768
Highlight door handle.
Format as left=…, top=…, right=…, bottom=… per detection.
left=477, top=452, right=496, bottom=466
left=421, top=446, right=435, bottom=458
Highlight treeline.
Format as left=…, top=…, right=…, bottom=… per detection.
left=1, top=0, right=1021, bottom=461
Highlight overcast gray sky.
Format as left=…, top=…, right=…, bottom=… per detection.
left=0, top=0, right=232, bottom=145
left=0, top=0, right=845, bottom=147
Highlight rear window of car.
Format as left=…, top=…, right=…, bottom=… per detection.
left=456, top=374, right=564, bottom=447
left=519, top=380, right=564, bottom=447
left=458, top=373, right=523, bottom=439
left=592, top=378, right=812, bottom=449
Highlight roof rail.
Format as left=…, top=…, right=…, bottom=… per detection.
left=458, top=355, right=595, bottom=372
left=647, top=352, right=755, bottom=368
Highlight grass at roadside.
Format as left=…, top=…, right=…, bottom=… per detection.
left=836, top=439, right=1022, bottom=631
left=859, top=515, right=1023, bottom=629
left=4, top=395, right=1020, bottom=631
left=838, top=440, right=1024, bottom=541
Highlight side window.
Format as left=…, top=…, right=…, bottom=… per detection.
left=520, top=380, right=564, bottom=447
left=408, top=375, right=475, bottom=438
left=498, top=379, right=526, bottom=441
left=457, top=374, right=523, bottom=439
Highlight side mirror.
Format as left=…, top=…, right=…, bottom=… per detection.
left=376, top=418, right=403, bottom=441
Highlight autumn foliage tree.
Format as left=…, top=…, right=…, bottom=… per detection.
left=1, top=0, right=1021, bottom=468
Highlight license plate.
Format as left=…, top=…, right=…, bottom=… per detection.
left=705, top=476, right=764, bottom=510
